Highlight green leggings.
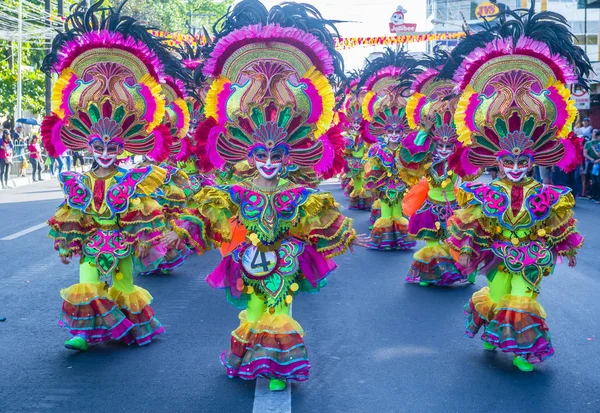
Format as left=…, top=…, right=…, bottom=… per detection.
left=380, top=201, right=403, bottom=220
left=246, top=293, right=291, bottom=322
left=487, top=269, right=535, bottom=303
left=78, top=255, right=136, bottom=294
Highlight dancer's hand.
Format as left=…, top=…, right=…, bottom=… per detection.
left=567, top=255, right=577, bottom=268
left=136, top=244, right=150, bottom=259
left=162, top=231, right=181, bottom=249
left=350, top=233, right=370, bottom=252
left=59, top=255, right=71, bottom=265
left=459, top=253, right=471, bottom=269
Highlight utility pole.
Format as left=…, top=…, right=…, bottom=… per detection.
left=45, top=0, right=52, bottom=116
left=16, top=0, right=22, bottom=121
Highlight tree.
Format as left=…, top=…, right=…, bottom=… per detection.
left=122, top=0, right=232, bottom=34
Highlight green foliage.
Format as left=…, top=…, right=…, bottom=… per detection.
left=0, top=42, right=47, bottom=117
left=121, top=0, right=232, bottom=34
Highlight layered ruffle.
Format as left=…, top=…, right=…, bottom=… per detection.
left=369, top=199, right=381, bottom=228
left=464, top=287, right=497, bottom=336
left=108, top=285, right=164, bottom=346
left=406, top=243, right=466, bottom=286
left=221, top=310, right=310, bottom=382
left=119, top=197, right=166, bottom=244
left=48, top=205, right=97, bottom=255
left=368, top=217, right=416, bottom=251
left=482, top=295, right=553, bottom=364
left=464, top=287, right=554, bottom=364
left=59, top=283, right=133, bottom=344
left=408, top=198, right=457, bottom=240
left=298, top=193, right=355, bottom=259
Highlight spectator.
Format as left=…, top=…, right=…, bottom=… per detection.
left=0, top=130, right=13, bottom=189
left=72, top=150, right=84, bottom=172
left=584, top=129, right=600, bottom=201
left=575, top=118, right=593, bottom=140
left=28, top=135, right=43, bottom=182
left=64, top=150, right=72, bottom=171
left=50, top=155, right=64, bottom=176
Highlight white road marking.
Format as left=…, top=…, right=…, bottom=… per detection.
left=1, top=222, right=47, bottom=240
left=252, top=378, right=292, bottom=413
left=252, top=304, right=292, bottom=413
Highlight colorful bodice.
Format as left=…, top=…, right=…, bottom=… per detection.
left=59, top=167, right=153, bottom=221
left=463, top=179, right=569, bottom=233
left=463, top=179, right=571, bottom=289
left=222, top=180, right=314, bottom=246
left=344, top=132, right=365, bottom=157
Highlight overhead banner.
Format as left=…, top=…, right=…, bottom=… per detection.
left=149, top=30, right=466, bottom=50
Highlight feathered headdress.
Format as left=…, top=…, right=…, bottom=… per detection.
left=195, top=0, right=344, bottom=177
left=40, top=1, right=180, bottom=163
left=360, top=48, right=418, bottom=142
left=447, top=4, right=592, bottom=171
left=161, top=77, right=190, bottom=162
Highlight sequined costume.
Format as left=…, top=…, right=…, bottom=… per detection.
left=401, top=56, right=475, bottom=286
left=136, top=78, right=194, bottom=275
left=340, top=72, right=374, bottom=210
left=40, top=3, right=178, bottom=348
left=444, top=7, right=589, bottom=369
left=361, top=49, right=418, bottom=250
left=171, top=0, right=356, bottom=385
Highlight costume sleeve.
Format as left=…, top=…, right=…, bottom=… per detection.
left=363, top=157, right=383, bottom=191
left=294, top=192, right=356, bottom=259
left=446, top=188, right=494, bottom=260
left=119, top=166, right=168, bottom=246
left=171, top=187, right=237, bottom=253
left=157, top=166, right=190, bottom=220
left=48, top=204, right=96, bottom=256
left=545, top=193, right=583, bottom=256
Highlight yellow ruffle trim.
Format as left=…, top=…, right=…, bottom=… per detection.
left=172, top=97, right=190, bottom=139
left=140, top=74, right=166, bottom=133
left=405, top=92, right=425, bottom=130
left=303, top=66, right=334, bottom=138
left=321, top=230, right=356, bottom=260
left=205, top=76, right=230, bottom=122
left=60, top=282, right=109, bottom=305
left=549, top=80, right=577, bottom=139
left=108, top=285, right=153, bottom=313
left=136, top=165, right=168, bottom=196
left=51, top=68, right=75, bottom=118
left=413, top=242, right=452, bottom=262
left=232, top=309, right=305, bottom=343
left=455, top=85, right=477, bottom=145
left=470, top=287, right=496, bottom=322
left=361, top=91, right=377, bottom=122
left=496, top=293, right=547, bottom=319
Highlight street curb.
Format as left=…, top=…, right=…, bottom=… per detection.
left=1, top=173, right=54, bottom=191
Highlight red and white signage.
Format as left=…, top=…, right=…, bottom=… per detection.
left=571, top=86, right=591, bottom=110
left=389, top=6, right=417, bottom=33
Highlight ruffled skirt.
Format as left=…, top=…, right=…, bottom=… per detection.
left=405, top=242, right=466, bottom=286
left=464, top=287, right=553, bottom=364
left=59, top=282, right=164, bottom=346
left=368, top=217, right=416, bottom=251
left=221, top=310, right=310, bottom=381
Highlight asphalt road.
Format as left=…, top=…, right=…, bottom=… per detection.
left=0, top=179, right=598, bottom=413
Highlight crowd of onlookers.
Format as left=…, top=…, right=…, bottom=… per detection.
left=0, top=123, right=88, bottom=189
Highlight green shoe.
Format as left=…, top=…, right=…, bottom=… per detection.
left=64, top=336, right=88, bottom=351
left=269, top=379, right=286, bottom=391
left=467, top=272, right=477, bottom=284
left=513, top=356, right=534, bottom=372
left=419, top=281, right=429, bottom=287
left=483, top=342, right=497, bottom=352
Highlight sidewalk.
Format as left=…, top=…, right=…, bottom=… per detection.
left=1, top=172, right=54, bottom=191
